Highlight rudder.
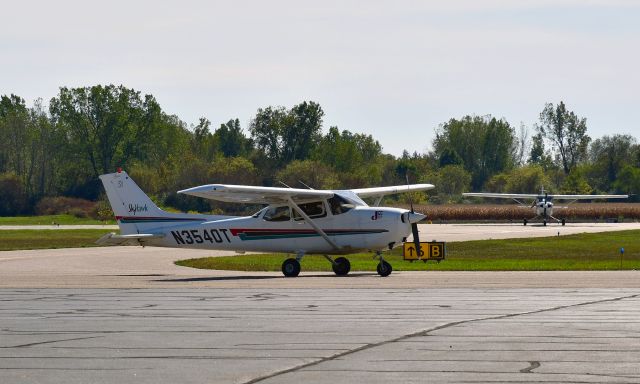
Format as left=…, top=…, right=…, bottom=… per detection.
left=99, top=171, right=164, bottom=218
left=99, top=170, right=208, bottom=235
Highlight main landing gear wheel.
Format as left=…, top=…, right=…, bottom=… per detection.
left=543, top=219, right=547, bottom=226
left=332, top=257, right=351, bottom=276
left=523, top=218, right=528, bottom=226
left=281, top=258, right=300, bottom=277
left=377, top=260, right=392, bottom=277
left=561, top=218, right=566, bottom=226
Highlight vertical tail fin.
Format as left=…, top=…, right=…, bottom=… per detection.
left=99, top=171, right=163, bottom=219
left=99, top=170, right=208, bottom=235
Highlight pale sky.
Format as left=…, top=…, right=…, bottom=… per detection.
left=2, top=0, right=639, bottom=156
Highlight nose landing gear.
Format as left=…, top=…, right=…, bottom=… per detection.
left=375, top=251, right=392, bottom=277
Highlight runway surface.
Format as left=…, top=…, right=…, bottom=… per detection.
left=421, top=221, right=640, bottom=241
left=1, top=223, right=639, bottom=383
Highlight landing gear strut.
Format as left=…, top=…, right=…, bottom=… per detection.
left=548, top=215, right=565, bottom=226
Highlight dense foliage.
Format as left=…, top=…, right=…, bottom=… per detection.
left=1, top=85, right=638, bottom=215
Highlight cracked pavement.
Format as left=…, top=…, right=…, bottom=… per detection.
left=1, top=288, right=639, bottom=383
left=2, top=223, right=640, bottom=382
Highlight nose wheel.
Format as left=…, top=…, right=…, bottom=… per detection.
left=374, top=251, right=392, bottom=277
left=377, top=260, right=392, bottom=277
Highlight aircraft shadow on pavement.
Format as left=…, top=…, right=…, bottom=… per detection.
left=154, top=272, right=378, bottom=282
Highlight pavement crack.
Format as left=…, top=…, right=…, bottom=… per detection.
left=242, top=293, right=639, bottom=384
left=520, top=361, right=540, bottom=373
left=247, top=293, right=288, bottom=301
left=2, top=336, right=103, bottom=348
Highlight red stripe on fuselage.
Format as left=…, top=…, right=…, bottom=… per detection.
left=229, top=228, right=317, bottom=236
left=228, top=228, right=384, bottom=236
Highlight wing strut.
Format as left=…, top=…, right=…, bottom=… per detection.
left=512, top=198, right=528, bottom=206
left=286, top=196, right=341, bottom=251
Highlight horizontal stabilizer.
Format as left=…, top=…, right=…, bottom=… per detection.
left=96, top=232, right=164, bottom=246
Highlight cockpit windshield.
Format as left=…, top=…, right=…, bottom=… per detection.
left=328, top=195, right=355, bottom=215
left=293, top=201, right=326, bottom=220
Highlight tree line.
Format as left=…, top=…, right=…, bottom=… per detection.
left=1, top=85, right=638, bottom=216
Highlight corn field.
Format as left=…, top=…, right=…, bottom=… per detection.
left=392, top=203, right=640, bottom=222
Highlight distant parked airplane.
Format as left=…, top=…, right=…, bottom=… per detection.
left=463, top=188, right=628, bottom=226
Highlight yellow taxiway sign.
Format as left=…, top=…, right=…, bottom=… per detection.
left=403, top=241, right=446, bottom=261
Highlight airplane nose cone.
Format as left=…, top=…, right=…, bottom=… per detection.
left=407, top=212, right=426, bottom=224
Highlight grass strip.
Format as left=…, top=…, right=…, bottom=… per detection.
left=0, top=229, right=110, bottom=251
left=176, top=230, right=640, bottom=271
left=0, top=214, right=115, bottom=226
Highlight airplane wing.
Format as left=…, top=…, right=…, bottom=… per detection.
left=180, top=183, right=435, bottom=204
left=463, top=192, right=628, bottom=200
left=463, top=193, right=539, bottom=199
left=178, top=184, right=334, bottom=204
left=351, top=184, right=435, bottom=198
left=548, top=194, right=628, bottom=200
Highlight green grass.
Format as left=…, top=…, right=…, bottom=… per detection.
left=0, top=229, right=111, bottom=251
left=176, top=230, right=640, bottom=271
left=0, top=214, right=115, bottom=226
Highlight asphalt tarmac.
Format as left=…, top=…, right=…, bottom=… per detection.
left=1, top=223, right=639, bottom=383
left=2, top=288, right=639, bottom=383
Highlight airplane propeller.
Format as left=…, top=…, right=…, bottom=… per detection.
left=406, top=174, right=421, bottom=253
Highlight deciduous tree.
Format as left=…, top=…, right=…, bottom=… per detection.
left=537, top=101, right=590, bottom=174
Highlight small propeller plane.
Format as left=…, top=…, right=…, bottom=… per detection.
left=97, top=170, right=433, bottom=277
left=463, top=188, right=628, bottom=226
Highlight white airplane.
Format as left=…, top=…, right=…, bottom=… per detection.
left=97, top=170, right=433, bottom=277
left=463, top=188, right=628, bottom=226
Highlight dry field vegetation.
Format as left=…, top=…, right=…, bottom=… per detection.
left=394, top=203, right=640, bottom=222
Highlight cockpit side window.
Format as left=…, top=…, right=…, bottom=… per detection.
left=263, top=206, right=291, bottom=222
left=328, top=195, right=354, bottom=215
left=293, top=201, right=326, bottom=220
